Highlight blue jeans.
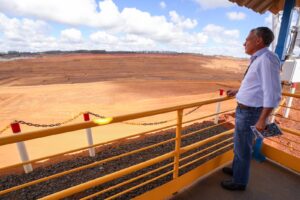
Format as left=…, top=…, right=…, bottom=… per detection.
left=232, top=106, right=262, bottom=185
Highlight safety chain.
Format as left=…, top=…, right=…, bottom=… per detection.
left=123, top=106, right=201, bottom=126
left=0, top=124, right=11, bottom=134
left=183, top=106, right=201, bottom=116
left=16, top=112, right=83, bottom=128
left=0, top=106, right=202, bottom=133
left=124, top=120, right=173, bottom=126
left=87, top=111, right=105, bottom=118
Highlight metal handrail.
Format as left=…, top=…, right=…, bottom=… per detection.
left=179, top=143, right=234, bottom=170
left=282, top=92, right=300, bottom=98
left=0, top=108, right=234, bottom=171
left=40, top=151, right=175, bottom=200
left=0, top=137, right=176, bottom=196
left=80, top=162, right=175, bottom=200
left=181, top=120, right=234, bottom=139
left=1, top=91, right=299, bottom=199
left=179, top=137, right=233, bottom=162
left=0, top=96, right=232, bottom=146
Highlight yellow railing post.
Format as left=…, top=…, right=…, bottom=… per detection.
left=173, top=109, right=183, bottom=179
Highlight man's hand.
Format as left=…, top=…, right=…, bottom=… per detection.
left=255, top=119, right=266, bottom=132
left=255, top=108, right=274, bottom=132
left=226, top=89, right=238, bottom=97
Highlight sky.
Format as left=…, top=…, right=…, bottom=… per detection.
left=0, top=0, right=273, bottom=57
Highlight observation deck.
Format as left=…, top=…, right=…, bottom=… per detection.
left=0, top=92, right=299, bottom=200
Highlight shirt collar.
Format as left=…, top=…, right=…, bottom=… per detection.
left=250, top=47, right=268, bottom=62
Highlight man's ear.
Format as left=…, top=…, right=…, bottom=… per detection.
left=256, top=37, right=264, bottom=46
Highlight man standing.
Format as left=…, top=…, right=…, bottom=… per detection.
left=221, top=27, right=281, bottom=191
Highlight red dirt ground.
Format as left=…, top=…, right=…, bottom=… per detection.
left=0, top=53, right=298, bottom=170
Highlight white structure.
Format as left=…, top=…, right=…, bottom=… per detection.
left=281, top=59, right=300, bottom=83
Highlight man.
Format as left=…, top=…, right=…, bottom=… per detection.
left=221, top=27, right=281, bottom=191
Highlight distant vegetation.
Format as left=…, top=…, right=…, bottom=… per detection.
left=0, top=50, right=187, bottom=59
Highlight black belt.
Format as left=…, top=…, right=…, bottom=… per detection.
left=237, top=103, right=262, bottom=110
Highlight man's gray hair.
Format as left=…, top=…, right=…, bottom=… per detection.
left=251, top=27, right=274, bottom=47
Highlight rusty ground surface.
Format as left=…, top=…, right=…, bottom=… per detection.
left=0, top=53, right=299, bottom=169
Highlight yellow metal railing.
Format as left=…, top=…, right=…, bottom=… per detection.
left=1, top=92, right=299, bottom=199
left=0, top=96, right=232, bottom=146
left=0, top=96, right=235, bottom=199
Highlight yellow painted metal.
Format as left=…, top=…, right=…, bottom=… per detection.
left=0, top=138, right=175, bottom=196
left=179, top=143, right=233, bottom=169
left=0, top=96, right=232, bottom=146
left=181, top=120, right=234, bottom=139
left=262, top=143, right=300, bottom=173
left=180, top=129, right=234, bottom=154
left=0, top=123, right=177, bottom=171
left=266, top=138, right=300, bottom=153
left=134, top=150, right=233, bottom=200
left=173, top=109, right=183, bottom=179
left=280, top=105, right=300, bottom=111
left=273, top=114, right=300, bottom=123
left=106, top=170, right=174, bottom=200
left=81, top=162, right=175, bottom=200
left=179, top=137, right=233, bottom=162
left=273, top=98, right=286, bottom=113
left=0, top=107, right=234, bottom=172
left=181, top=108, right=235, bottom=125
left=281, top=127, right=300, bottom=137
left=40, top=152, right=175, bottom=200
left=282, top=92, right=300, bottom=98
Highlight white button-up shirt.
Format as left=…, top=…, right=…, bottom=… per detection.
left=236, top=47, right=281, bottom=108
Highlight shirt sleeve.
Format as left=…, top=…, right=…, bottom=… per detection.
left=259, top=53, right=282, bottom=108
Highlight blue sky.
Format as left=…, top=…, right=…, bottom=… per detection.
left=0, top=0, right=273, bottom=57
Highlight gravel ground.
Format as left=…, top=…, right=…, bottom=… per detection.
left=0, top=120, right=233, bottom=200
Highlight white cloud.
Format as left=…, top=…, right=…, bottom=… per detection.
left=169, top=11, right=198, bottom=29
left=194, top=0, right=232, bottom=9
left=226, top=12, right=246, bottom=20
left=0, top=1, right=245, bottom=57
left=90, top=31, right=118, bottom=44
left=160, top=1, right=166, bottom=9
left=122, top=34, right=155, bottom=47
left=0, top=12, right=58, bottom=51
left=203, top=24, right=240, bottom=43
left=0, top=0, right=200, bottom=45
left=60, top=28, right=82, bottom=43
left=0, top=0, right=123, bottom=28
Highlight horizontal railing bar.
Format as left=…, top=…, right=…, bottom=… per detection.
left=0, top=96, right=233, bottom=146
left=281, top=127, right=300, bottom=137
left=279, top=105, right=300, bottom=111
left=282, top=92, right=300, bottom=98
left=0, top=138, right=175, bottom=196
left=106, top=170, right=174, bottom=200
left=180, top=129, right=234, bottom=154
left=81, top=162, right=174, bottom=200
left=179, top=143, right=233, bottom=170
left=179, top=137, right=233, bottom=163
left=0, top=108, right=234, bottom=172
left=181, top=120, right=234, bottom=139
left=273, top=114, right=300, bottom=123
left=0, top=124, right=177, bottom=171
left=40, top=152, right=175, bottom=200
left=181, top=109, right=235, bottom=125
left=265, top=138, right=300, bottom=153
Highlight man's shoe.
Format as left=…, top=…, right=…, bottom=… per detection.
left=222, top=167, right=233, bottom=176
left=221, top=179, right=246, bottom=191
